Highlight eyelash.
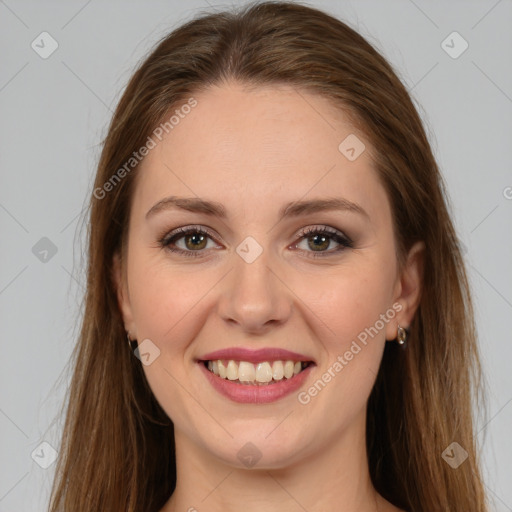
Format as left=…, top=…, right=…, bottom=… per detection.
left=158, top=225, right=354, bottom=259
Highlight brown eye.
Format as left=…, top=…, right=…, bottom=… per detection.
left=160, top=227, right=218, bottom=257
left=183, top=232, right=208, bottom=250
left=294, top=226, right=353, bottom=258
left=306, top=233, right=331, bottom=252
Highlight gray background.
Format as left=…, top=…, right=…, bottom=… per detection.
left=1, top=0, right=511, bottom=510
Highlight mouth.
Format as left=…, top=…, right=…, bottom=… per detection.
left=199, top=359, right=315, bottom=386
left=197, top=357, right=316, bottom=404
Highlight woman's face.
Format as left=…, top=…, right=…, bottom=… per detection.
left=115, top=81, right=422, bottom=469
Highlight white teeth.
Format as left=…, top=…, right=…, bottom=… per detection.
left=255, top=362, right=273, bottom=383
left=205, top=359, right=310, bottom=384
left=226, top=360, right=238, bottom=380
left=218, top=360, right=227, bottom=379
left=238, top=361, right=256, bottom=382
left=283, top=360, right=294, bottom=379
left=272, top=360, right=284, bottom=380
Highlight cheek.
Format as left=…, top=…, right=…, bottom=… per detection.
left=297, top=257, right=396, bottom=374
left=127, top=252, right=220, bottom=353
left=128, top=250, right=396, bottom=350
left=312, top=261, right=393, bottom=329
left=126, top=255, right=218, bottom=424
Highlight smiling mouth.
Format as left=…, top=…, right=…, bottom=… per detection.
left=200, top=359, right=314, bottom=385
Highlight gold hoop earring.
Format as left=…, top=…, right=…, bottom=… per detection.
left=396, top=325, right=408, bottom=348
left=127, top=333, right=137, bottom=350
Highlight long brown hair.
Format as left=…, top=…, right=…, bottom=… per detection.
left=48, top=2, right=489, bottom=510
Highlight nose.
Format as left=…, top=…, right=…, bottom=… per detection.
left=217, top=246, right=292, bottom=334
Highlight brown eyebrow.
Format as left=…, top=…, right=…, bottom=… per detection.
left=145, top=196, right=370, bottom=221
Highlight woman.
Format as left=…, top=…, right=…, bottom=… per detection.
left=48, top=2, right=489, bottom=511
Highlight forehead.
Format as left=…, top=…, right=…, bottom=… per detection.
left=132, top=82, right=389, bottom=225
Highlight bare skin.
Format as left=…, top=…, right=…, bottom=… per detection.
left=114, top=81, right=422, bottom=512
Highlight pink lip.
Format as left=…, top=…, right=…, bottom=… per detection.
left=198, top=361, right=315, bottom=404
left=198, top=347, right=315, bottom=364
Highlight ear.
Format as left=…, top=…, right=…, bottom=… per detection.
left=112, top=251, right=137, bottom=339
left=386, top=241, right=425, bottom=341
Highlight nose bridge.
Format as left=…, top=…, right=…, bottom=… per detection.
left=218, top=236, right=291, bottom=331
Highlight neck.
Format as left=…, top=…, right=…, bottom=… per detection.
left=161, top=409, right=385, bottom=512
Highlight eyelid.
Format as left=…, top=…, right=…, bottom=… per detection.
left=159, top=224, right=353, bottom=257
left=292, top=225, right=354, bottom=257
left=295, top=224, right=350, bottom=241
left=159, top=225, right=218, bottom=243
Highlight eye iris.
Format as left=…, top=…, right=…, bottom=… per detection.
left=185, top=232, right=207, bottom=250
left=308, top=234, right=329, bottom=251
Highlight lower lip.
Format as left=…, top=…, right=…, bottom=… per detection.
left=198, top=361, right=315, bottom=404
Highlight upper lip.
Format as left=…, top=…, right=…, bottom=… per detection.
left=198, top=347, right=316, bottom=364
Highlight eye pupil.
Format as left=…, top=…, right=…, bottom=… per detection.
left=185, top=233, right=207, bottom=250
left=163, top=226, right=349, bottom=258
left=308, top=234, right=329, bottom=251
